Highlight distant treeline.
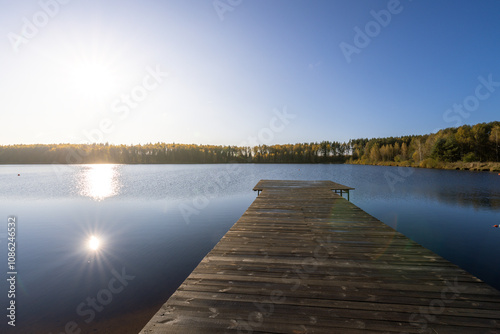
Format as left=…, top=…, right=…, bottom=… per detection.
left=0, top=142, right=349, bottom=164
left=0, top=121, right=498, bottom=165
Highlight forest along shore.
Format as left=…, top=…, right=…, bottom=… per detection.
left=0, top=121, right=498, bottom=169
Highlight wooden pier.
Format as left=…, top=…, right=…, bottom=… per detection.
left=141, top=180, right=500, bottom=333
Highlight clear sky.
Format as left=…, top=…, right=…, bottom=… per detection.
left=1, top=0, right=499, bottom=146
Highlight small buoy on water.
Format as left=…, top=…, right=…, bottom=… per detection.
left=494, top=225, right=499, bottom=228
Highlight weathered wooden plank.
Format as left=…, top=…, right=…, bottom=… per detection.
left=141, top=180, right=500, bottom=333
left=174, top=280, right=500, bottom=307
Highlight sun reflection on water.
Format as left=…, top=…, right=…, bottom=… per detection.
left=79, top=164, right=121, bottom=200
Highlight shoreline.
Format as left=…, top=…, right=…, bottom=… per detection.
left=1, top=161, right=500, bottom=172
left=347, top=160, right=500, bottom=172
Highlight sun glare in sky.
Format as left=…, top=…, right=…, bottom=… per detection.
left=88, top=236, right=100, bottom=251
left=68, top=59, right=117, bottom=99
left=1, top=1, right=500, bottom=145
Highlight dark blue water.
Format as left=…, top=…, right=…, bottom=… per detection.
left=0, top=164, right=499, bottom=333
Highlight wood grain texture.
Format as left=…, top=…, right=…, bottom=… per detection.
left=140, top=180, right=500, bottom=333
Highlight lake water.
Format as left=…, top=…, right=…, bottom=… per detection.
left=0, top=164, right=499, bottom=333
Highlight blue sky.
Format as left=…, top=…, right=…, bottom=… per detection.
left=1, top=0, right=499, bottom=146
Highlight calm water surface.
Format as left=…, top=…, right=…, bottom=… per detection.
left=0, top=164, right=499, bottom=332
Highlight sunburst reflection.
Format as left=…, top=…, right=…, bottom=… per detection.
left=79, top=164, right=121, bottom=201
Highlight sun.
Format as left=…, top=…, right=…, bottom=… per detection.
left=68, top=58, right=117, bottom=99
left=88, top=236, right=101, bottom=251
